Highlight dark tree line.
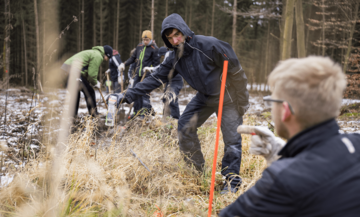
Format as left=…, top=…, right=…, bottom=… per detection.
left=1, top=0, right=359, bottom=90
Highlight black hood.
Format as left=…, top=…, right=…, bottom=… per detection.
left=161, top=13, right=194, bottom=49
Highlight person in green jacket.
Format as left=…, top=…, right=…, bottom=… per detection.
left=61, top=45, right=113, bottom=117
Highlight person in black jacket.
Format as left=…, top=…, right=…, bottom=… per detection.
left=219, top=56, right=360, bottom=216
left=119, top=30, right=159, bottom=117
left=114, top=13, right=249, bottom=194
left=105, top=49, right=122, bottom=93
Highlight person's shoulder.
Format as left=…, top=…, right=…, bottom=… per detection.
left=193, top=35, right=224, bottom=51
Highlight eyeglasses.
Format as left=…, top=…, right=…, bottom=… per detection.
left=142, top=38, right=150, bottom=42
left=263, top=96, right=295, bottom=114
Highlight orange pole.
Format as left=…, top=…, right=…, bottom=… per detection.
left=208, top=60, right=228, bottom=217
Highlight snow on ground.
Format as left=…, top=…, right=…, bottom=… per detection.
left=0, top=87, right=359, bottom=187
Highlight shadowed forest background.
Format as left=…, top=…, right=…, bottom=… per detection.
left=1, top=0, right=360, bottom=96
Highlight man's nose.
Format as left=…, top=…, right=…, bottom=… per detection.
left=173, top=37, right=179, bottom=44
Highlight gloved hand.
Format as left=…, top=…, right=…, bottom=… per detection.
left=129, top=79, right=134, bottom=88
left=106, top=93, right=129, bottom=107
left=118, top=76, right=122, bottom=85
left=94, top=80, right=101, bottom=89
left=105, top=69, right=110, bottom=74
left=143, top=66, right=154, bottom=74
left=237, top=125, right=286, bottom=165
left=118, top=63, right=125, bottom=72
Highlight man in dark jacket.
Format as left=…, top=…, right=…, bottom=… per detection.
left=105, top=49, right=122, bottom=93
left=220, top=56, right=360, bottom=216
left=115, top=14, right=249, bottom=194
left=119, top=30, right=159, bottom=117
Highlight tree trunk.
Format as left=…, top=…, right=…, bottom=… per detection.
left=165, top=0, right=168, bottom=17
left=82, top=0, right=84, bottom=50
left=139, top=0, right=142, bottom=42
left=264, top=22, right=270, bottom=83
left=281, top=0, right=295, bottom=60
left=93, top=0, right=96, bottom=46
left=22, top=9, right=28, bottom=86
left=321, top=0, right=325, bottom=56
left=34, top=0, right=40, bottom=81
left=78, top=0, right=81, bottom=52
left=185, top=0, right=188, bottom=24
left=151, top=0, right=155, bottom=35
left=116, top=0, right=120, bottom=50
left=42, top=8, right=46, bottom=83
left=305, top=3, right=312, bottom=55
left=279, top=0, right=287, bottom=60
left=211, top=0, right=215, bottom=36
left=4, top=0, right=10, bottom=81
left=205, top=6, right=208, bottom=35
left=343, top=1, right=359, bottom=73
left=295, top=0, right=306, bottom=58
left=189, top=1, right=192, bottom=29
left=100, top=0, right=103, bottom=83
left=232, top=0, right=237, bottom=51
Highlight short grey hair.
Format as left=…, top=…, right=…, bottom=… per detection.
left=268, top=56, right=347, bottom=128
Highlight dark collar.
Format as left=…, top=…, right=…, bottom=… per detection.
left=278, top=119, right=339, bottom=158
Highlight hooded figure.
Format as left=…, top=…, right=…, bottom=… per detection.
left=115, top=14, right=249, bottom=194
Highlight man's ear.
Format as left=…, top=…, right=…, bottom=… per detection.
left=281, top=102, right=292, bottom=122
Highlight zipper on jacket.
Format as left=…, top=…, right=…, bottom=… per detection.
left=226, top=88, right=233, bottom=103
left=139, top=46, right=147, bottom=76
left=185, top=42, right=214, bottom=62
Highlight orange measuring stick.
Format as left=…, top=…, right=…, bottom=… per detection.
left=208, top=60, right=228, bottom=217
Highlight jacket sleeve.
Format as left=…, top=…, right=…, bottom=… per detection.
left=87, top=54, right=103, bottom=85
left=124, top=53, right=173, bottom=103
left=125, top=48, right=137, bottom=66
left=219, top=163, right=296, bottom=217
left=152, top=47, right=160, bottom=67
left=212, top=40, right=249, bottom=107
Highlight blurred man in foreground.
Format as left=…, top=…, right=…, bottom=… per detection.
left=220, top=56, right=360, bottom=216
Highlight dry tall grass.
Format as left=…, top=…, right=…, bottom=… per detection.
left=0, top=114, right=266, bottom=217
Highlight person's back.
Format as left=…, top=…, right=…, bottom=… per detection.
left=220, top=56, right=360, bottom=216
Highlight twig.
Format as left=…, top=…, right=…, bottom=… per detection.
left=130, top=149, right=151, bottom=173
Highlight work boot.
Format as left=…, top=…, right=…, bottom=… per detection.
left=220, top=173, right=242, bottom=195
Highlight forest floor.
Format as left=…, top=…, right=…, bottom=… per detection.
left=0, top=87, right=359, bottom=216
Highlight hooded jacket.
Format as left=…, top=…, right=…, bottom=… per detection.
left=124, top=13, right=249, bottom=109
left=108, top=50, right=122, bottom=82
left=124, top=41, right=159, bottom=77
left=219, top=119, right=360, bottom=217
left=64, top=46, right=104, bottom=85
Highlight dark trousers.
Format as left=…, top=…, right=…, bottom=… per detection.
left=178, top=92, right=243, bottom=186
left=74, top=75, right=98, bottom=117
left=163, top=75, right=184, bottom=119
left=133, top=73, right=152, bottom=115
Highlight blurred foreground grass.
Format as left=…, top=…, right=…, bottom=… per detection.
left=0, top=114, right=266, bottom=217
